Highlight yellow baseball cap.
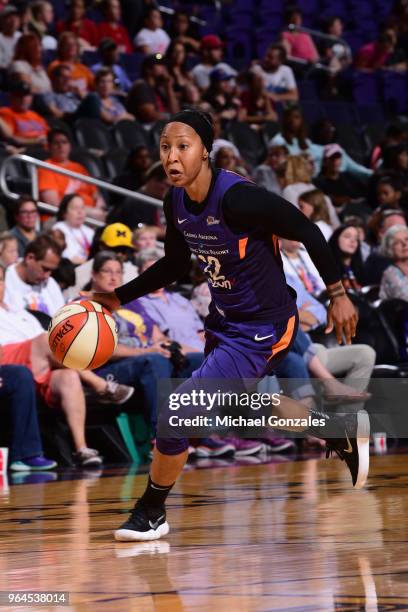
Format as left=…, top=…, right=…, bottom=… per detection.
left=100, top=223, right=133, bottom=248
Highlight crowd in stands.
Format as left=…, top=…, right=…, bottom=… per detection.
left=0, top=0, right=407, bottom=472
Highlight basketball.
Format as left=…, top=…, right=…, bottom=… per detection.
left=48, top=300, right=118, bottom=370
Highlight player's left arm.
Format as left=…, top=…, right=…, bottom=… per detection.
left=223, top=183, right=358, bottom=344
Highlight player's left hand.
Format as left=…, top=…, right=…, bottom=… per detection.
left=325, top=294, right=358, bottom=345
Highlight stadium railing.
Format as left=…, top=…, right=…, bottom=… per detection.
left=0, top=154, right=162, bottom=228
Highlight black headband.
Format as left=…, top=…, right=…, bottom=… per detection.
left=166, top=110, right=214, bottom=153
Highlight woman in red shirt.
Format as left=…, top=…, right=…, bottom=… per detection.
left=57, top=0, right=99, bottom=50
left=98, top=0, right=132, bottom=54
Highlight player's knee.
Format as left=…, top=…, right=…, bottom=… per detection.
left=156, top=437, right=189, bottom=455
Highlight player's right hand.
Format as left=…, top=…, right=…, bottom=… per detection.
left=79, top=291, right=121, bottom=312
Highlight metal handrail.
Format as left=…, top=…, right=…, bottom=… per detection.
left=0, top=154, right=163, bottom=228
left=287, top=23, right=352, bottom=59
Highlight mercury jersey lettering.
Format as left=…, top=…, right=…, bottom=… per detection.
left=172, top=169, right=296, bottom=321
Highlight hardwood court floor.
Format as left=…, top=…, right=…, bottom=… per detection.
left=1, top=453, right=408, bottom=611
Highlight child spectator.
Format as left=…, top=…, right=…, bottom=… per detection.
left=0, top=232, right=18, bottom=268
left=53, top=194, right=95, bottom=265
left=298, top=189, right=333, bottom=240
left=134, top=6, right=170, bottom=55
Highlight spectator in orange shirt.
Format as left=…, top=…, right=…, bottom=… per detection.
left=0, top=80, right=48, bottom=146
left=48, top=32, right=94, bottom=96
left=98, top=0, right=132, bottom=54
left=38, top=127, right=106, bottom=221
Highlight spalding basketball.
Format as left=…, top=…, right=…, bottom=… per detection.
left=48, top=300, right=118, bottom=370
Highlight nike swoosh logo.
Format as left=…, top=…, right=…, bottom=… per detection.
left=149, top=515, right=165, bottom=530
left=344, top=432, right=353, bottom=453
left=178, top=218, right=188, bottom=224
left=254, top=333, right=275, bottom=341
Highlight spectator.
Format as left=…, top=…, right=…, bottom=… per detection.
left=253, top=144, right=289, bottom=196
left=191, top=34, right=237, bottom=91
left=83, top=251, right=203, bottom=430
left=364, top=208, right=407, bottom=284
left=10, top=195, right=39, bottom=257
left=9, top=33, right=51, bottom=93
left=28, top=1, right=57, bottom=50
left=169, top=10, right=200, bottom=53
left=4, top=234, right=64, bottom=315
left=48, top=32, right=94, bottom=96
left=320, top=16, right=351, bottom=72
left=0, top=264, right=132, bottom=466
left=251, top=44, right=298, bottom=103
left=280, top=7, right=319, bottom=63
left=270, top=107, right=372, bottom=178
left=134, top=6, right=170, bottom=55
left=111, top=146, right=152, bottom=207
left=109, top=162, right=168, bottom=230
left=343, top=215, right=371, bottom=262
left=38, top=128, right=107, bottom=221
left=376, top=175, right=403, bottom=210
left=328, top=224, right=364, bottom=290
left=209, top=114, right=242, bottom=164
left=136, top=249, right=204, bottom=352
left=133, top=225, right=159, bottom=253
left=41, top=64, right=82, bottom=120
left=370, top=123, right=407, bottom=170
left=91, top=37, right=132, bottom=93
left=0, top=4, right=21, bottom=69
left=68, top=222, right=138, bottom=300
left=165, top=40, right=195, bottom=103
left=240, top=71, right=278, bottom=126
left=0, top=232, right=18, bottom=268
left=51, top=257, right=76, bottom=292
left=280, top=238, right=326, bottom=295
left=298, top=188, right=333, bottom=240
left=0, top=361, right=57, bottom=471
left=203, top=67, right=245, bottom=125
left=53, top=194, right=95, bottom=265
left=282, top=154, right=340, bottom=228
left=379, top=225, right=408, bottom=300
left=127, top=54, right=179, bottom=123
left=314, top=143, right=369, bottom=212
left=382, top=144, right=408, bottom=207
left=98, top=0, right=132, bottom=54
left=355, top=26, right=406, bottom=71
left=0, top=80, right=48, bottom=147
left=81, top=67, right=134, bottom=124
left=56, top=0, right=98, bottom=50
left=214, top=146, right=249, bottom=177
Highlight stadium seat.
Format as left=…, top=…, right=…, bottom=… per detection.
left=70, top=148, right=105, bottom=179
left=103, top=149, right=128, bottom=179
left=380, top=72, right=408, bottom=116
left=226, top=122, right=266, bottom=167
left=74, top=118, right=113, bottom=152
left=113, top=119, right=150, bottom=150
left=335, top=123, right=366, bottom=164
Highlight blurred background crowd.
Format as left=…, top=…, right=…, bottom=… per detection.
left=0, top=0, right=407, bottom=476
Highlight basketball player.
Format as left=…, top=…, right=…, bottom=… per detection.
left=82, top=109, right=369, bottom=541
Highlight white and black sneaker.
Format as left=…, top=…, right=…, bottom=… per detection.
left=114, top=502, right=169, bottom=541
left=325, top=409, right=370, bottom=489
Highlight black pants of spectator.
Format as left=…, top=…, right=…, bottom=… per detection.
left=0, top=365, right=44, bottom=462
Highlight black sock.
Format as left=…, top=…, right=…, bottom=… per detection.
left=139, top=476, right=174, bottom=514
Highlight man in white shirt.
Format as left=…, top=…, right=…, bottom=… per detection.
left=5, top=234, right=64, bottom=317
left=251, top=44, right=298, bottom=103
left=0, top=5, right=21, bottom=69
left=134, top=7, right=170, bottom=55
left=191, top=34, right=237, bottom=91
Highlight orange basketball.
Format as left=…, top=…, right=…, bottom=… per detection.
left=48, top=300, right=118, bottom=370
